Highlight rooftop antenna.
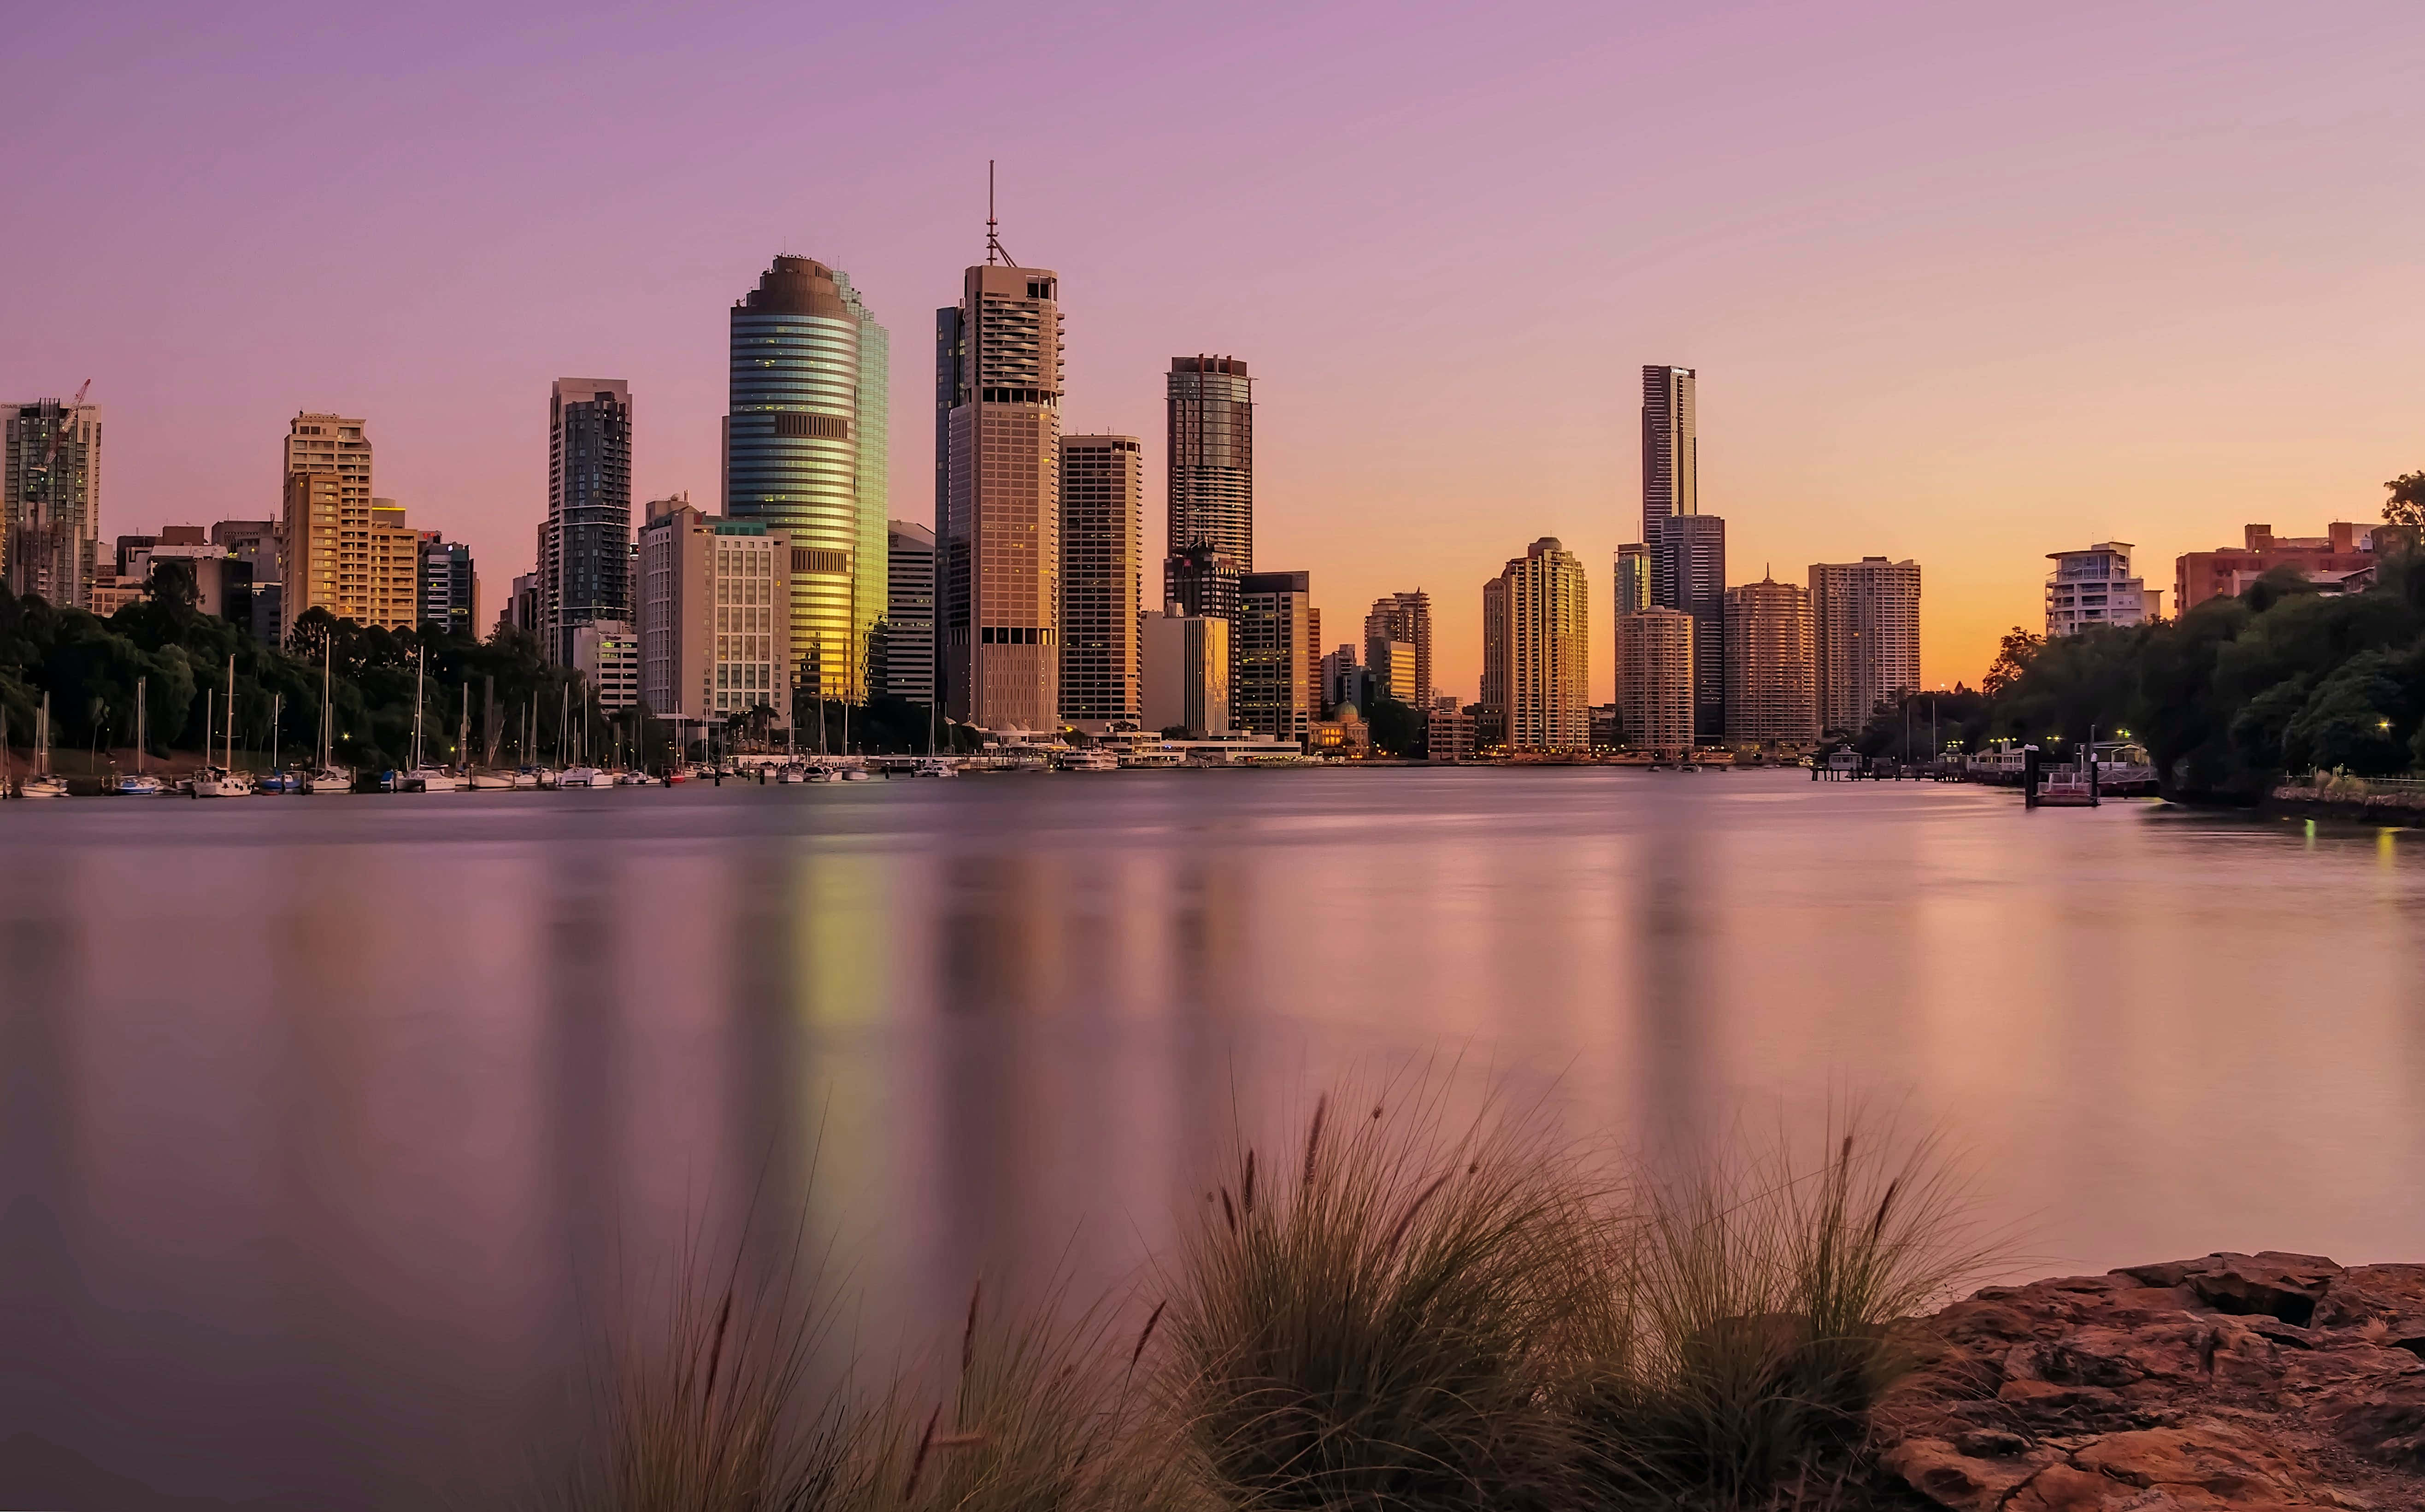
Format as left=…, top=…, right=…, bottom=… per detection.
left=985, top=160, right=1019, bottom=267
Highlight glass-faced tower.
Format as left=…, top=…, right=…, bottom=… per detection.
left=726, top=256, right=886, bottom=702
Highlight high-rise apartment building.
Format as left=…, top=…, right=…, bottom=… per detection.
left=1486, top=537, right=1590, bottom=752
left=1616, top=607, right=1695, bottom=756
left=1362, top=591, right=1433, bottom=708
left=1142, top=609, right=1230, bottom=738
left=573, top=620, right=639, bottom=712
left=368, top=500, right=419, bottom=628
left=636, top=497, right=794, bottom=727
left=3, top=397, right=102, bottom=610
left=937, top=258, right=1062, bottom=730
left=1722, top=575, right=1817, bottom=747
left=1165, top=356, right=1254, bottom=602
left=1810, top=557, right=1921, bottom=735
left=878, top=519, right=937, bottom=705
left=1236, top=570, right=1314, bottom=744
left=542, top=379, right=632, bottom=666
left=1661, top=513, right=1727, bottom=738
left=420, top=536, right=477, bottom=638
left=1166, top=543, right=1241, bottom=622
left=1058, top=434, right=1142, bottom=725
left=1479, top=575, right=1508, bottom=747
left=2046, top=542, right=2155, bottom=636
left=1641, top=365, right=1696, bottom=597
left=280, top=413, right=372, bottom=636
left=1614, top=542, right=1653, bottom=616
left=727, top=258, right=886, bottom=701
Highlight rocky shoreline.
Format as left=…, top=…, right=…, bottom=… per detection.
left=1875, top=1252, right=2425, bottom=1510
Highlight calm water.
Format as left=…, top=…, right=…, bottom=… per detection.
left=4, top=769, right=2422, bottom=1506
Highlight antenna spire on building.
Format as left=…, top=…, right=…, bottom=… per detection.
left=985, top=160, right=1019, bottom=267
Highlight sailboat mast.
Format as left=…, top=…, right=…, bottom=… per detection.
left=135, top=676, right=147, bottom=774
left=271, top=693, right=280, bottom=773
left=224, top=655, right=235, bottom=771
left=321, top=637, right=334, bottom=769
left=412, top=645, right=425, bottom=769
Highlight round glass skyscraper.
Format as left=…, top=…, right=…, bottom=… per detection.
left=725, top=256, right=883, bottom=701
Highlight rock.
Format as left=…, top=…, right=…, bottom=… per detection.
left=1874, top=1256, right=2425, bottom=1511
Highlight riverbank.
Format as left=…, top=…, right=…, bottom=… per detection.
left=2267, top=772, right=2425, bottom=823
left=1877, top=1251, right=2425, bottom=1510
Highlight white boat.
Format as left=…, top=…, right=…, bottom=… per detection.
left=304, top=767, right=354, bottom=795
left=839, top=765, right=873, bottom=782
left=559, top=765, right=602, bottom=788
left=18, top=692, right=68, bottom=797
left=613, top=769, right=656, bottom=786
left=914, top=758, right=958, bottom=778
left=114, top=772, right=164, bottom=797
left=777, top=763, right=808, bottom=784
left=256, top=771, right=305, bottom=794
left=192, top=766, right=250, bottom=798
left=19, top=774, right=70, bottom=799
left=464, top=769, right=519, bottom=790
left=402, top=766, right=459, bottom=793
left=1056, top=750, right=1119, bottom=772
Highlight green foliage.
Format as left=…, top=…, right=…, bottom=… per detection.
left=2385, top=470, right=2425, bottom=527
left=0, top=582, right=598, bottom=770
left=1979, top=627, right=2041, bottom=698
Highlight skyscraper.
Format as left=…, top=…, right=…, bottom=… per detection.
left=1058, top=435, right=1142, bottom=725
left=937, top=253, right=1062, bottom=730
left=282, top=413, right=392, bottom=636
left=1142, top=609, right=1230, bottom=738
left=3, top=397, right=102, bottom=610
left=1662, top=513, right=1727, bottom=738
left=420, top=536, right=477, bottom=638
left=1641, top=364, right=1696, bottom=596
left=1722, top=575, right=1817, bottom=747
left=1479, top=575, right=1508, bottom=747
left=544, top=379, right=632, bottom=666
left=1810, top=556, right=1921, bottom=735
left=637, top=496, right=794, bottom=727
left=1236, top=570, right=1314, bottom=743
left=1614, top=542, right=1653, bottom=616
left=1165, top=356, right=1254, bottom=601
left=1616, top=608, right=1695, bottom=756
left=1486, top=537, right=1590, bottom=753
left=879, top=519, right=937, bottom=706
left=1362, top=591, right=1433, bottom=708
left=728, top=257, right=883, bottom=702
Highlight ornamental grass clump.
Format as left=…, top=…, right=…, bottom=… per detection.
left=1156, top=1083, right=1605, bottom=1512
left=1575, top=1120, right=1992, bottom=1510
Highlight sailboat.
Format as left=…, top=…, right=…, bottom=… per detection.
left=20, top=693, right=69, bottom=798
left=193, top=661, right=250, bottom=796
left=467, top=676, right=516, bottom=788
left=558, top=682, right=601, bottom=787
left=915, top=696, right=956, bottom=777
left=401, top=645, right=458, bottom=792
left=116, top=676, right=163, bottom=795
left=257, top=693, right=303, bottom=792
left=306, top=635, right=352, bottom=794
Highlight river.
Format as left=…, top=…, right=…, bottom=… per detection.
left=2, top=768, right=2420, bottom=1506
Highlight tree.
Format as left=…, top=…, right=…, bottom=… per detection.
left=2384, top=471, right=2425, bottom=527
left=1981, top=627, right=2042, bottom=697
left=1363, top=695, right=1426, bottom=758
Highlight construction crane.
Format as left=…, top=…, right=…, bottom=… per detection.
left=38, top=379, right=92, bottom=471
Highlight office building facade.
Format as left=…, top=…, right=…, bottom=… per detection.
left=1810, top=556, right=1921, bottom=735
left=938, top=261, right=1062, bottom=729
left=543, top=379, right=632, bottom=666
left=1142, top=609, right=1229, bottom=737
left=1614, top=541, right=1653, bottom=616
left=1641, top=365, right=1696, bottom=602
left=1236, top=570, right=1313, bottom=743
left=3, top=398, right=102, bottom=610
left=1166, top=543, right=1241, bottom=623
left=573, top=619, right=639, bottom=712
left=1661, top=512, right=1727, bottom=737
left=636, top=497, right=794, bottom=727
left=1362, top=590, right=1432, bottom=707
left=1165, top=355, right=1253, bottom=600
left=1427, top=694, right=1476, bottom=763
left=728, top=257, right=885, bottom=701
left=1722, top=575, right=1817, bottom=746
left=1478, top=575, right=1508, bottom=747
left=279, top=413, right=375, bottom=636
left=2172, top=523, right=2388, bottom=614
left=1058, top=434, right=1142, bottom=724
left=878, top=519, right=937, bottom=705
left=1617, top=607, right=1695, bottom=756
left=1488, top=537, right=1590, bottom=752
left=420, top=537, right=477, bottom=638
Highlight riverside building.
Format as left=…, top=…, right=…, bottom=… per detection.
left=1142, top=608, right=1229, bottom=737
left=1722, top=575, right=1817, bottom=747
left=1662, top=512, right=1727, bottom=738
left=1616, top=607, right=1695, bottom=756
left=543, top=379, right=633, bottom=667
left=1614, top=542, right=1653, bottom=616
left=636, top=497, right=793, bottom=728
left=1058, top=434, right=1142, bottom=725
left=1165, top=356, right=1253, bottom=600
left=281, top=413, right=377, bottom=636
left=1362, top=591, right=1433, bottom=708
left=1810, top=556, right=1921, bottom=735
left=878, top=519, right=936, bottom=705
left=1641, top=365, right=1696, bottom=602
left=2045, top=542, right=2156, bottom=636
left=2172, top=524, right=2382, bottom=614
left=726, top=258, right=886, bottom=702
left=1236, top=570, right=1314, bottom=744
left=938, top=247, right=1062, bottom=730
left=3, top=396, right=102, bottom=610
left=1487, top=537, right=1590, bottom=753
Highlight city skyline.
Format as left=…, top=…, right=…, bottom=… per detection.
left=6, top=4, right=2421, bottom=704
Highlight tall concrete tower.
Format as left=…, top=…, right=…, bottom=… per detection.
left=936, top=212, right=1062, bottom=730
left=1165, top=355, right=1253, bottom=601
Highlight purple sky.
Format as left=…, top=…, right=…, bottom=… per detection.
left=7, top=0, right=2422, bottom=695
